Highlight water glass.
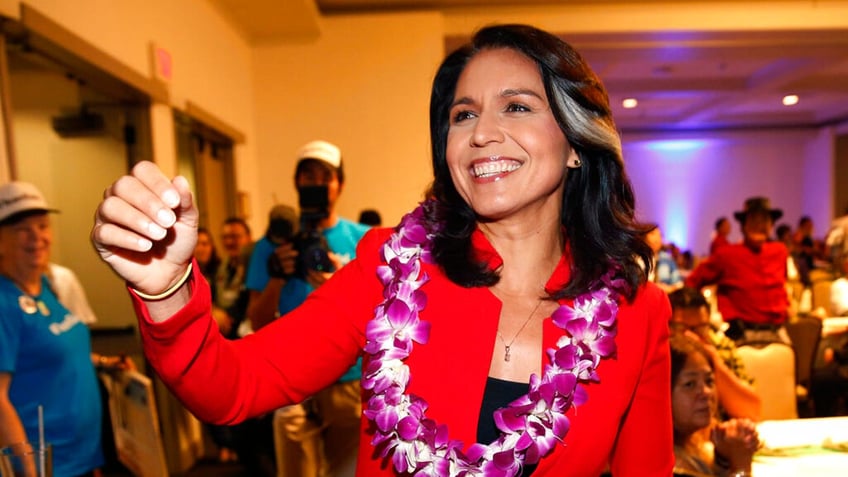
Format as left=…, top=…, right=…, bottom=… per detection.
left=0, top=443, right=52, bottom=477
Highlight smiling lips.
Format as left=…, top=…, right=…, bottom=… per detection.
left=470, top=157, right=522, bottom=180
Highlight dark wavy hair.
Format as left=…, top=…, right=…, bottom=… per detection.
left=669, top=333, right=714, bottom=389
left=425, top=24, right=652, bottom=301
left=668, top=286, right=709, bottom=313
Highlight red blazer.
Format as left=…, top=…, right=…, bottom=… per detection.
left=135, top=228, right=673, bottom=476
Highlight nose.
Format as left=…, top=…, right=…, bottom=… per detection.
left=470, top=111, right=504, bottom=147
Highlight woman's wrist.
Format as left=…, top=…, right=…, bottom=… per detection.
left=131, top=263, right=193, bottom=301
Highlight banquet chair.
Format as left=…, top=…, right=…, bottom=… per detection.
left=785, top=316, right=823, bottom=417
left=811, top=279, right=833, bottom=314
left=736, top=342, right=798, bottom=420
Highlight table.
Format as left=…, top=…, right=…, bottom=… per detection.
left=822, top=317, right=848, bottom=337
left=753, top=417, right=848, bottom=476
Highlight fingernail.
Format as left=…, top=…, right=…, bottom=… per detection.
left=138, top=237, right=152, bottom=250
left=163, top=190, right=180, bottom=208
left=148, top=221, right=167, bottom=239
left=157, top=208, right=176, bottom=226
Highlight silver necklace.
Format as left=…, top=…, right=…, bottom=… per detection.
left=496, top=299, right=543, bottom=362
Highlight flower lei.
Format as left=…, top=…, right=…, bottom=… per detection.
left=362, top=202, right=621, bottom=477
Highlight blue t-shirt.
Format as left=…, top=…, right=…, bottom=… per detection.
left=0, top=276, right=104, bottom=477
left=246, top=217, right=370, bottom=382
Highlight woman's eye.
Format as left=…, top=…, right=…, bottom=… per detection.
left=452, top=110, right=475, bottom=123
left=505, top=103, right=530, bottom=113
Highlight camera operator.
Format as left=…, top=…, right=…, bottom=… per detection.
left=244, top=140, right=370, bottom=477
left=243, top=203, right=299, bottom=335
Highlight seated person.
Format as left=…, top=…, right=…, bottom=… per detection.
left=644, top=224, right=683, bottom=293
left=671, top=333, right=760, bottom=477
left=669, top=287, right=762, bottom=421
left=831, top=254, right=848, bottom=316
left=811, top=321, right=848, bottom=416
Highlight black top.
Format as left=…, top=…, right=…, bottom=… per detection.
left=477, top=376, right=537, bottom=476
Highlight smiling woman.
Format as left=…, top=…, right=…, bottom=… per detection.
left=91, top=24, right=672, bottom=477
left=445, top=48, right=574, bottom=222
left=0, top=182, right=105, bottom=477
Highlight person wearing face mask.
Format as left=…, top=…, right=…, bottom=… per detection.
left=687, top=197, right=791, bottom=345
left=243, top=141, right=370, bottom=477
left=0, top=182, right=125, bottom=477
left=91, top=24, right=674, bottom=476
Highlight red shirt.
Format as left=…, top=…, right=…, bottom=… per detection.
left=134, top=228, right=673, bottom=476
left=710, top=235, right=730, bottom=255
left=686, top=241, right=789, bottom=325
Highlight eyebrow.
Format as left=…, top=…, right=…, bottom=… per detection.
left=450, top=88, right=545, bottom=109
left=501, top=88, right=544, bottom=100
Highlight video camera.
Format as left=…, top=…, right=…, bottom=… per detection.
left=265, top=185, right=334, bottom=279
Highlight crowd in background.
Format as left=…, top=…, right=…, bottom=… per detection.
left=647, top=196, right=848, bottom=476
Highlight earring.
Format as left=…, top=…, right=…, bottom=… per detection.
left=568, top=157, right=582, bottom=168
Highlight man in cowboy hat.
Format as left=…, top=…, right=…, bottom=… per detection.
left=686, top=196, right=791, bottom=344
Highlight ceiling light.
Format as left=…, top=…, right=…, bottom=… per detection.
left=622, top=98, right=638, bottom=109
left=782, top=95, right=799, bottom=106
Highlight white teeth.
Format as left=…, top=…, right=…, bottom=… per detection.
left=472, top=161, right=521, bottom=178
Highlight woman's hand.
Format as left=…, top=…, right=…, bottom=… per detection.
left=91, top=161, right=198, bottom=297
left=712, top=418, right=760, bottom=472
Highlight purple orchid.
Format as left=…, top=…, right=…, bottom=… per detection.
left=361, top=201, right=620, bottom=476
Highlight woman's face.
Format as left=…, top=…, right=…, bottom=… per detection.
left=645, top=227, right=663, bottom=253
left=446, top=48, right=577, bottom=222
left=0, top=214, right=52, bottom=275
left=194, top=231, right=214, bottom=264
left=672, top=351, right=716, bottom=436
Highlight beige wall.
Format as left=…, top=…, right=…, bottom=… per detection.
left=252, top=11, right=442, bottom=227
left=15, top=0, right=258, bottom=212
left=1, top=0, right=256, bottom=327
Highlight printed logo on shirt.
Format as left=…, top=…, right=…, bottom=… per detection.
left=49, top=313, right=81, bottom=336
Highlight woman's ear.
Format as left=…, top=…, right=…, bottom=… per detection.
left=566, top=151, right=582, bottom=169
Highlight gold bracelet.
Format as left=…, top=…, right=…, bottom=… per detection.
left=132, top=263, right=193, bottom=301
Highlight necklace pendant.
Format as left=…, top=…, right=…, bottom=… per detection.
left=504, top=345, right=511, bottom=362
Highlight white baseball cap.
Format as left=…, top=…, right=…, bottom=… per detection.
left=296, top=140, right=341, bottom=169
left=0, top=181, right=58, bottom=225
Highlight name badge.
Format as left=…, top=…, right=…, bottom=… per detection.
left=19, top=295, right=37, bottom=314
